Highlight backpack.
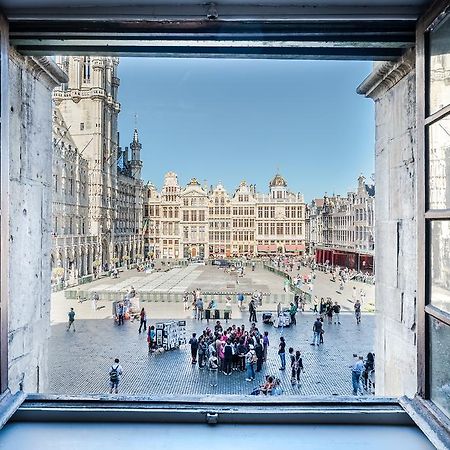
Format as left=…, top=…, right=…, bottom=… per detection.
left=110, top=365, right=119, bottom=382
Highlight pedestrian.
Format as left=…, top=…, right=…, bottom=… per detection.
left=352, top=356, right=365, bottom=395
left=333, top=302, right=341, bottom=324
left=249, top=298, right=257, bottom=322
left=288, top=347, right=295, bottom=381
left=289, top=302, right=298, bottom=325
left=208, top=350, right=219, bottom=387
left=278, top=336, right=286, bottom=370
left=183, top=292, right=189, bottom=311
left=319, top=298, right=326, bottom=315
left=109, top=358, right=123, bottom=394
left=354, top=299, right=362, bottom=324
left=291, top=350, right=304, bottom=386
left=326, top=304, right=333, bottom=324
left=262, top=331, right=269, bottom=361
left=138, top=307, right=147, bottom=333
left=245, top=345, right=256, bottom=381
left=237, top=292, right=244, bottom=311
left=311, top=317, right=322, bottom=346
left=116, top=302, right=124, bottom=326
left=223, top=339, right=233, bottom=375
left=147, top=325, right=155, bottom=352
left=192, top=296, right=197, bottom=319
left=196, top=297, right=204, bottom=320
left=319, top=317, right=325, bottom=344
left=67, top=308, right=76, bottom=332
left=92, top=292, right=99, bottom=311
left=313, top=296, right=318, bottom=313
left=362, top=352, right=375, bottom=392
left=294, top=293, right=300, bottom=308
left=189, top=333, right=198, bottom=364
left=198, top=337, right=207, bottom=369
left=254, top=338, right=264, bottom=372
left=237, top=338, right=247, bottom=371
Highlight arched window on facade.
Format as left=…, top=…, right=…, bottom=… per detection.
left=83, top=56, right=91, bottom=82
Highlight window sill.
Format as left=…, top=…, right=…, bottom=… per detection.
left=399, top=395, right=450, bottom=450
left=15, top=394, right=409, bottom=425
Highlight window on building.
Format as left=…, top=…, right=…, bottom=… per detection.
left=82, top=56, right=91, bottom=82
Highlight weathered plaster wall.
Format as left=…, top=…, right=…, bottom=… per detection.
left=358, top=53, right=418, bottom=396
left=7, top=49, right=66, bottom=393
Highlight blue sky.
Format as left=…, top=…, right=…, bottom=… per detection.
left=118, top=58, right=374, bottom=202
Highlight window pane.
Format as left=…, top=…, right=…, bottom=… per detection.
left=429, top=316, right=450, bottom=419
left=431, top=220, right=450, bottom=313
left=428, top=115, right=450, bottom=209
left=429, top=13, right=450, bottom=115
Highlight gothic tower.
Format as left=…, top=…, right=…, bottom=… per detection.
left=129, top=128, right=143, bottom=180
left=53, top=56, right=121, bottom=265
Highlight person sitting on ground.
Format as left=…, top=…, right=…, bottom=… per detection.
left=259, top=375, right=275, bottom=395
left=270, top=378, right=283, bottom=396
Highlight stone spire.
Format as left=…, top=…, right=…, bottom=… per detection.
left=129, top=128, right=143, bottom=179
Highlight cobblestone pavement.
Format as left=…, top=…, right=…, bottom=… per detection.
left=47, top=311, right=374, bottom=396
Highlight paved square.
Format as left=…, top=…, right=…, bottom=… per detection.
left=48, top=281, right=375, bottom=396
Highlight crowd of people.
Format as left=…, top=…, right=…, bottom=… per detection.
left=186, top=321, right=307, bottom=393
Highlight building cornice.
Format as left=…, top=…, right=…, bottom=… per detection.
left=356, top=49, right=415, bottom=101
left=10, top=47, right=68, bottom=88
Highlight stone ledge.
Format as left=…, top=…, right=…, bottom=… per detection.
left=356, top=49, right=415, bottom=100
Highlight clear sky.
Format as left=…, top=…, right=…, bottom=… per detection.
left=118, top=57, right=374, bottom=202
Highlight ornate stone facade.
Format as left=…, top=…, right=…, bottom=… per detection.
left=310, top=175, right=375, bottom=271
left=144, top=173, right=306, bottom=258
left=51, top=56, right=144, bottom=284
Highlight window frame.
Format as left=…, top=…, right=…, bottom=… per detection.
left=0, top=13, right=9, bottom=396
left=416, top=0, right=450, bottom=418
left=0, top=3, right=449, bottom=447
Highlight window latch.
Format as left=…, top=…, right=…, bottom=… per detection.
left=206, top=412, right=219, bottom=425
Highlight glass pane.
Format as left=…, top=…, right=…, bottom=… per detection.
left=429, top=316, right=450, bottom=419
left=431, top=220, right=450, bottom=313
left=429, top=13, right=450, bottom=115
left=428, top=115, right=450, bottom=209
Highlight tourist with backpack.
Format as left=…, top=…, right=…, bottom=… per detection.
left=109, top=358, right=123, bottom=394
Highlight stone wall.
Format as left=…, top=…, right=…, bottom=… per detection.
left=357, top=51, right=418, bottom=396
left=7, top=49, right=67, bottom=393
